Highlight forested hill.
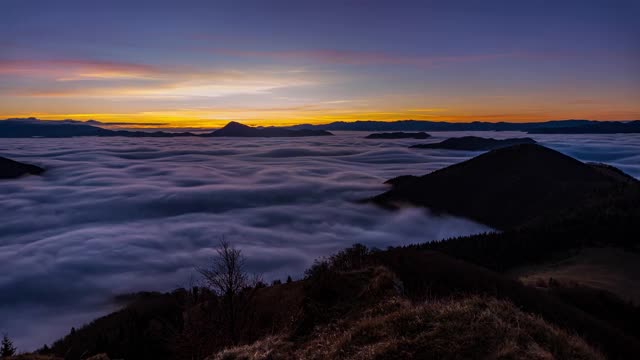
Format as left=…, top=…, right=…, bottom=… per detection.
left=373, top=143, right=635, bottom=229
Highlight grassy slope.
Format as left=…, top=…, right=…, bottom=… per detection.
left=211, top=297, right=602, bottom=360
left=513, top=247, right=640, bottom=304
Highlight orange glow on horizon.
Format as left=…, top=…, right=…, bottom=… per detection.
left=2, top=57, right=638, bottom=128
left=2, top=109, right=639, bottom=129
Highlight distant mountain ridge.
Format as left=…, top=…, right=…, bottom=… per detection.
left=0, top=118, right=332, bottom=138
left=0, top=118, right=197, bottom=138
left=365, top=132, right=431, bottom=139
left=3, top=118, right=639, bottom=137
left=204, top=121, right=332, bottom=137
left=289, top=119, right=640, bottom=133
left=528, top=120, right=640, bottom=134
left=410, top=136, right=536, bottom=150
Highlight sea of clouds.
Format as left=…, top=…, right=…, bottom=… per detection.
left=1, top=131, right=639, bottom=350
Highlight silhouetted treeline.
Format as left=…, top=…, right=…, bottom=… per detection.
left=46, top=291, right=184, bottom=360
left=420, top=184, right=640, bottom=271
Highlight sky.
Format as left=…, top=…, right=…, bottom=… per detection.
left=1, top=0, right=639, bottom=127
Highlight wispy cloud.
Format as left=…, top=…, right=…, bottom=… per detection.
left=214, top=48, right=530, bottom=67
left=0, top=58, right=322, bottom=98
left=568, top=99, right=599, bottom=105
left=406, top=108, right=448, bottom=112
left=0, top=59, right=161, bottom=80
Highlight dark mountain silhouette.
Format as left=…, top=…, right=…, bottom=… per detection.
left=287, top=119, right=630, bottom=132
left=364, top=132, right=430, bottom=139
left=4, top=118, right=638, bottom=137
left=0, top=118, right=333, bottom=138
left=410, top=136, right=536, bottom=150
left=0, top=118, right=196, bottom=138
left=206, top=121, right=333, bottom=137
left=0, top=118, right=109, bottom=137
left=529, top=120, right=640, bottom=134
left=0, top=156, right=45, bottom=179
left=420, top=179, right=640, bottom=271
left=588, top=162, right=639, bottom=183
left=373, top=144, right=633, bottom=229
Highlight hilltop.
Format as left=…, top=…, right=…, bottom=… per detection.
left=373, top=144, right=634, bottom=229
left=0, top=157, right=45, bottom=179
left=410, top=136, right=536, bottom=150
left=205, top=121, right=333, bottom=137
left=364, top=132, right=431, bottom=139
left=212, top=296, right=602, bottom=360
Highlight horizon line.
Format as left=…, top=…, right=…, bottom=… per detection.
left=2, top=116, right=639, bottom=130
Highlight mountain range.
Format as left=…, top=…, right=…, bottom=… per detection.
left=289, top=119, right=640, bottom=133
left=2, top=118, right=640, bottom=138
left=0, top=119, right=332, bottom=138
left=204, top=121, right=332, bottom=137
left=364, top=132, right=431, bottom=139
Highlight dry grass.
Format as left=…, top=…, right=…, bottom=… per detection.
left=514, top=247, right=640, bottom=303
left=209, top=296, right=603, bottom=360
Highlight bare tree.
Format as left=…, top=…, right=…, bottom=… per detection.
left=199, top=239, right=248, bottom=298
left=198, top=238, right=249, bottom=344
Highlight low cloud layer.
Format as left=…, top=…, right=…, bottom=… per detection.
left=1, top=131, right=638, bottom=350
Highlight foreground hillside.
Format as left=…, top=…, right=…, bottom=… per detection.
left=212, top=296, right=601, bottom=360
left=25, top=246, right=639, bottom=360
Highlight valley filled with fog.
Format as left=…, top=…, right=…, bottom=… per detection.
left=1, top=131, right=639, bottom=349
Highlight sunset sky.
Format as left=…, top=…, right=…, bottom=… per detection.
left=2, top=0, right=639, bottom=127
